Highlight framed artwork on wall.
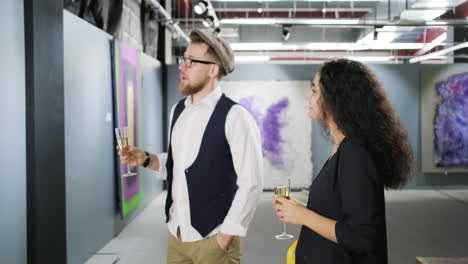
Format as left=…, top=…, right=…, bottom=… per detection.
left=111, top=40, right=142, bottom=218
left=420, top=65, right=468, bottom=173
left=221, top=80, right=313, bottom=189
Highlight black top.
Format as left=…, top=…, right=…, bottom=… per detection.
left=296, top=137, right=388, bottom=264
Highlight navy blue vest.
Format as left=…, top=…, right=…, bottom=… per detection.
left=165, top=94, right=239, bottom=237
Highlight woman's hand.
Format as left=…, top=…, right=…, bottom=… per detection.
left=273, top=195, right=308, bottom=226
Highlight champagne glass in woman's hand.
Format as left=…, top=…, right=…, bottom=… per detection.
left=273, top=178, right=294, bottom=240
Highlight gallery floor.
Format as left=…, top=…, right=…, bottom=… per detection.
left=86, top=189, right=468, bottom=264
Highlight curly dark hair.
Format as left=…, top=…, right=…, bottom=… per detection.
left=318, top=59, right=413, bottom=189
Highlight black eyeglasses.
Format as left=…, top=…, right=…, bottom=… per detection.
left=177, top=56, right=216, bottom=68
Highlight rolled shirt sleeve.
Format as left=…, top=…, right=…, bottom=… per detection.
left=153, top=153, right=168, bottom=180
left=219, top=105, right=264, bottom=236
left=334, top=140, right=386, bottom=255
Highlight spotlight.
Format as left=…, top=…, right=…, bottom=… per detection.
left=282, top=25, right=291, bottom=41
left=202, top=16, right=214, bottom=27
left=194, top=0, right=208, bottom=15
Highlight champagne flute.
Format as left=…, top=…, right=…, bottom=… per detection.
left=274, top=179, right=294, bottom=240
left=115, top=127, right=136, bottom=177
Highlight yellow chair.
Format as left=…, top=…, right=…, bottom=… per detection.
left=286, top=240, right=298, bottom=264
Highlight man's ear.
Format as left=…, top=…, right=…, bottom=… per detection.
left=209, top=64, right=220, bottom=78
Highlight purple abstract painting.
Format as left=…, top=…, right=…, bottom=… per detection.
left=239, top=96, right=289, bottom=169
left=221, top=80, right=313, bottom=189
left=111, top=40, right=142, bottom=218
left=434, top=72, right=468, bottom=168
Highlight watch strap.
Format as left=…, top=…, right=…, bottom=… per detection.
left=142, top=151, right=150, bottom=168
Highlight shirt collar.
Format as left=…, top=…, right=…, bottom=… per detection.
left=184, top=87, right=222, bottom=108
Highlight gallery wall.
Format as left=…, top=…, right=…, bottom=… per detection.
left=167, top=63, right=468, bottom=189
left=64, top=11, right=164, bottom=264
left=0, top=1, right=27, bottom=264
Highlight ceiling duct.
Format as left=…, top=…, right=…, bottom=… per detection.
left=147, top=0, right=190, bottom=43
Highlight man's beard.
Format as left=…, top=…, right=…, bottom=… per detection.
left=179, top=76, right=208, bottom=96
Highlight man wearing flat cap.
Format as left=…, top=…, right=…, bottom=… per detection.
left=119, top=28, right=263, bottom=264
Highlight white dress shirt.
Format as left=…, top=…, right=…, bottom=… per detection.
left=155, top=87, right=264, bottom=242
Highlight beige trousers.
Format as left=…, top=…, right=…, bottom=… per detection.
left=166, top=229, right=241, bottom=264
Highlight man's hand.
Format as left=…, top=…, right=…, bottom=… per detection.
left=117, top=145, right=146, bottom=167
left=215, top=232, right=233, bottom=250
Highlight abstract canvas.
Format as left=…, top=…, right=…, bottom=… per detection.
left=222, top=80, right=313, bottom=189
left=434, top=72, right=468, bottom=168
left=111, top=40, right=142, bottom=218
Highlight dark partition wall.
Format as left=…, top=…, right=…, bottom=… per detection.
left=24, top=0, right=67, bottom=263
left=0, top=0, right=27, bottom=264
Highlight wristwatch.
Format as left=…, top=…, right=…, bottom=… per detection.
left=142, top=151, right=150, bottom=168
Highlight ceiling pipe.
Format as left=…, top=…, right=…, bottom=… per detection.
left=215, top=7, right=373, bottom=12
left=210, top=0, right=382, bottom=2
left=219, top=18, right=468, bottom=26
left=146, top=0, right=191, bottom=43
left=413, top=28, right=447, bottom=56
left=409, top=41, right=468, bottom=63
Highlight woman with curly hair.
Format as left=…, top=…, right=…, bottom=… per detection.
left=273, top=59, right=413, bottom=264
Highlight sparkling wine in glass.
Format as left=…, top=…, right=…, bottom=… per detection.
left=115, top=127, right=136, bottom=177
left=274, top=180, right=294, bottom=240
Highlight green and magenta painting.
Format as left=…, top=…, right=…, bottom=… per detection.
left=434, top=72, right=468, bottom=168
left=111, top=40, right=142, bottom=218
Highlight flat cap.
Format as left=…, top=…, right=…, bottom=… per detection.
left=190, top=28, right=235, bottom=75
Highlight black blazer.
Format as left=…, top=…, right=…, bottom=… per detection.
left=296, top=137, right=388, bottom=264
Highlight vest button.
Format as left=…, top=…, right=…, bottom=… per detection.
left=185, top=169, right=188, bottom=173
